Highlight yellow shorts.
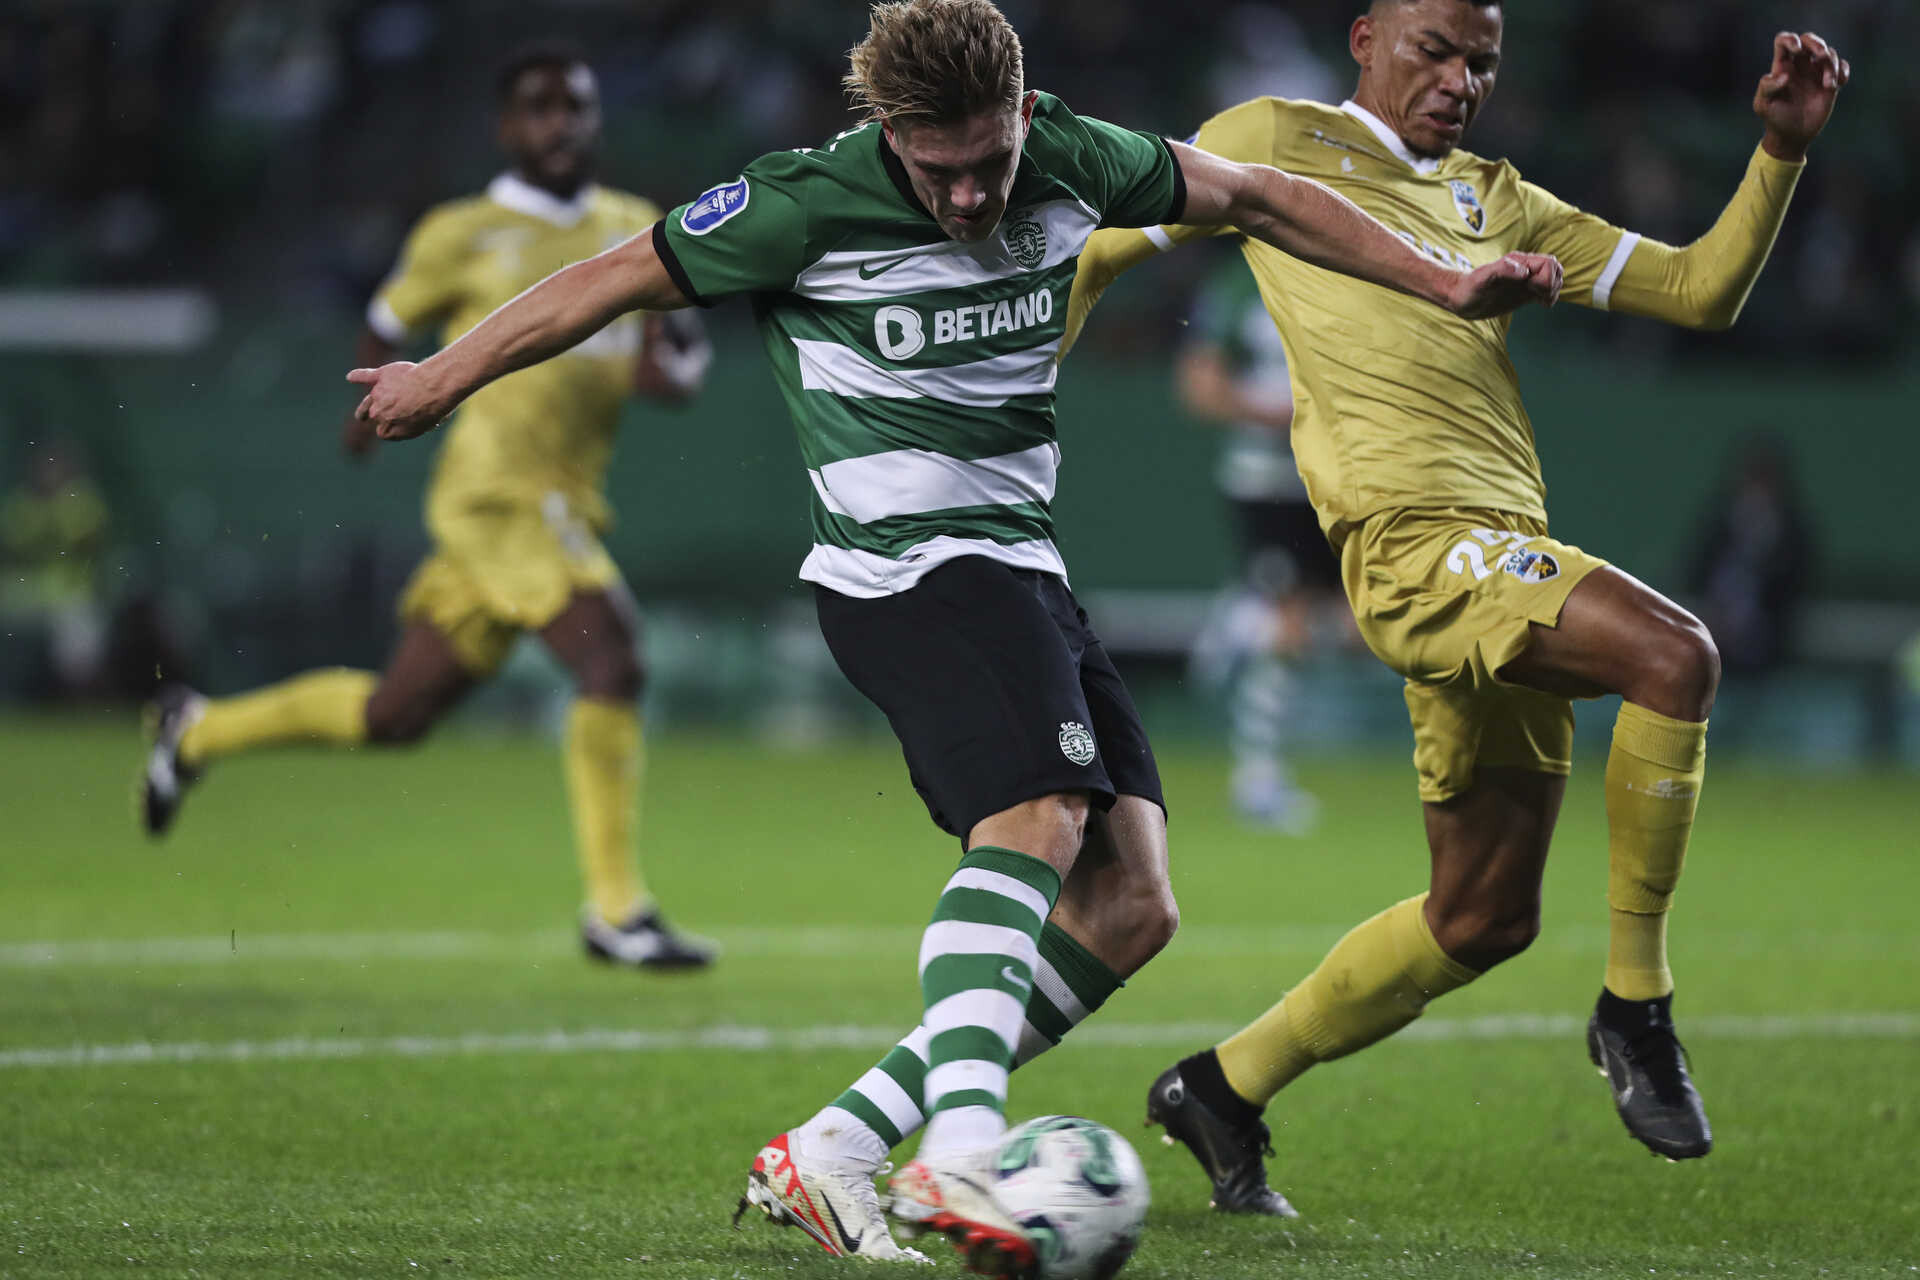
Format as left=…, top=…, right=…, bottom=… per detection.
left=399, top=492, right=624, bottom=677
left=1339, top=507, right=1610, bottom=803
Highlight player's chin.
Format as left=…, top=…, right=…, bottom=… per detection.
left=1409, top=120, right=1462, bottom=157
left=942, top=210, right=1001, bottom=242
left=538, top=152, right=590, bottom=187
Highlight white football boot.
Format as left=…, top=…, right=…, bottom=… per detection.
left=735, top=1131, right=930, bottom=1264
left=888, top=1150, right=1036, bottom=1277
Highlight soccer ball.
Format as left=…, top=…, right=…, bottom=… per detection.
left=990, top=1115, right=1150, bottom=1280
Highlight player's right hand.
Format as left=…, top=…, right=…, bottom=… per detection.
left=348, top=361, right=451, bottom=442
left=1449, top=252, right=1563, bottom=320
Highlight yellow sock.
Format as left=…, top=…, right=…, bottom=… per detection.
left=1605, top=703, right=1708, bottom=1000
left=179, top=669, right=376, bottom=766
left=564, top=699, right=650, bottom=925
left=1217, top=894, right=1478, bottom=1106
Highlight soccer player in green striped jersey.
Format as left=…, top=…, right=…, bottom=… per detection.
left=350, top=1, right=1561, bottom=1270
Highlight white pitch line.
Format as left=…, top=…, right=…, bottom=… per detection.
left=7, top=924, right=1911, bottom=969
left=0, top=927, right=927, bottom=968
left=3, top=1014, right=1916, bottom=1072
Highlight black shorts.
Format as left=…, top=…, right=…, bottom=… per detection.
left=1233, top=497, right=1342, bottom=594
left=815, top=556, right=1166, bottom=840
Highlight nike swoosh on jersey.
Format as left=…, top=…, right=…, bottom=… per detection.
left=857, top=256, right=917, bottom=280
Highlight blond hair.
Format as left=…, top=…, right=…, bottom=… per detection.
left=844, top=0, right=1025, bottom=125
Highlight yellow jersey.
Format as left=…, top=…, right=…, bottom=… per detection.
left=1071, top=97, right=1801, bottom=543
left=370, top=174, right=663, bottom=527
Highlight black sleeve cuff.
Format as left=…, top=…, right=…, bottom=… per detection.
left=1160, top=135, right=1189, bottom=226
left=652, top=219, right=713, bottom=309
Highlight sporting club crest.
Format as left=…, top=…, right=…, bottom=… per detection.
left=1006, top=215, right=1047, bottom=270
left=1448, top=179, right=1485, bottom=234
left=1058, top=721, right=1096, bottom=766
left=681, top=178, right=749, bottom=235
left=1502, top=548, right=1560, bottom=584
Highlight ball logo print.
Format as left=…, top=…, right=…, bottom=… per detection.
left=1006, top=215, right=1048, bottom=269
left=990, top=1115, right=1149, bottom=1279
left=681, top=178, right=749, bottom=235
left=1058, top=721, right=1096, bottom=765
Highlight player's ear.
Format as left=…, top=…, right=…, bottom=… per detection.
left=1020, top=90, right=1038, bottom=135
left=881, top=115, right=900, bottom=154
left=1350, top=15, right=1375, bottom=71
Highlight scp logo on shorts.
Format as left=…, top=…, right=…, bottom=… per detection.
left=681, top=178, right=749, bottom=235
left=1502, top=548, right=1560, bottom=583
left=1058, top=721, right=1097, bottom=766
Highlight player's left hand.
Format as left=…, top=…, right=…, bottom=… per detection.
left=348, top=361, right=452, bottom=441
left=1755, top=31, right=1849, bottom=161
left=1448, top=252, right=1563, bottom=320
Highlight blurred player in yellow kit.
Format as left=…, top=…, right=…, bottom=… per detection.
left=142, top=44, right=717, bottom=969
left=1069, top=1, right=1848, bottom=1209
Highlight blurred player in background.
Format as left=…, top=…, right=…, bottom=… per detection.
left=0, top=438, right=110, bottom=700
left=142, top=43, right=717, bottom=970
left=1070, top=0, right=1846, bottom=1213
left=1178, top=245, right=1346, bottom=832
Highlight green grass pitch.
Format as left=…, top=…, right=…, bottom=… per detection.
left=3, top=715, right=1915, bottom=1277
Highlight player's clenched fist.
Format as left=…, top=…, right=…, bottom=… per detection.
left=1448, top=251, right=1563, bottom=321
left=348, top=362, right=452, bottom=441
left=1755, top=32, right=1849, bottom=162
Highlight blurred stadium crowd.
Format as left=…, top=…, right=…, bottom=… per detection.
left=2, top=0, right=1917, bottom=761
left=4, top=0, right=1916, bottom=358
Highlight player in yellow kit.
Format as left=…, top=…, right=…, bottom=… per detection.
left=141, top=44, right=717, bottom=969
left=1069, top=0, right=1848, bottom=1210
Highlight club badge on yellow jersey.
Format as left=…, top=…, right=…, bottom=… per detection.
left=1448, top=179, right=1486, bottom=234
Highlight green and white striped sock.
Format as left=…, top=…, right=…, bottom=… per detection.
left=798, top=927, right=1124, bottom=1160
left=918, top=846, right=1060, bottom=1157
left=802, top=924, right=1128, bottom=1166
left=1015, top=922, right=1126, bottom=1066
left=801, top=1027, right=932, bottom=1163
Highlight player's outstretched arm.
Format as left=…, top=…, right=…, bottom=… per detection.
left=1601, top=31, right=1847, bottom=331
left=350, top=227, right=691, bottom=441
left=1170, top=142, right=1562, bottom=320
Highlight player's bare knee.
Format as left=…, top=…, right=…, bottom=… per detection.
left=363, top=694, right=435, bottom=746
left=574, top=647, right=643, bottom=702
left=1084, top=882, right=1176, bottom=978
left=1134, top=884, right=1179, bottom=959
left=1476, top=907, right=1542, bottom=965
left=1427, top=898, right=1539, bottom=970
left=1639, top=616, right=1720, bottom=720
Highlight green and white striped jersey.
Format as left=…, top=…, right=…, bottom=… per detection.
left=654, top=93, right=1183, bottom=597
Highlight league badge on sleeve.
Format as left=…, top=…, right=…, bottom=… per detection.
left=1448, top=179, right=1486, bottom=235
left=681, top=178, right=750, bottom=236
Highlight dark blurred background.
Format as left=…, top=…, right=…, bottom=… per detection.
left=3, top=0, right=1917, bottom=761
